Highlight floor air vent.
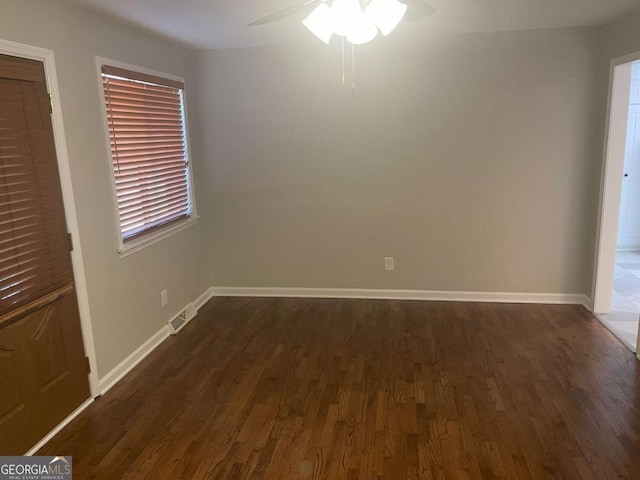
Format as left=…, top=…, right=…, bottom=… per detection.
left=168, top=303, right=196, bottom=334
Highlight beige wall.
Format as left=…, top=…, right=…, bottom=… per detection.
left=0, top=0, right=208, bottom=378
left=605, top=8, right=640, bottom=61
left=196, top=28, right=605, bottom=296
left=4, top=0, right=638, bottom=381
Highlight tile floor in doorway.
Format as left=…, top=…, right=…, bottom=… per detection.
left=598, top=251, right=640, bottom=351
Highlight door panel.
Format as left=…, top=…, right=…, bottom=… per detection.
left=630, top=79, right=640, bottom=105
left=0, top=326, right=41, bottom=454
left=0, top=293, right=89, bottom=454
left=618, top=105, right=640, bottom=248
left=0, top=54, right=90, bottom=454
left=0, top=342, right=30, bottom=430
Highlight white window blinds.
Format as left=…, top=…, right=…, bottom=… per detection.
left=101, top=65, right=191, bottom=241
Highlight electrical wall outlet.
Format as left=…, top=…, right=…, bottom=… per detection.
left=384, top=257, right=394, bottom=271
left=161, top=289, right=168, bottom=307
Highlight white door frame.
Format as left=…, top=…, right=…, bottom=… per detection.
left=0, top=39, right=100, bottom=395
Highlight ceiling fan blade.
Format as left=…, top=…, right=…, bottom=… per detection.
left=401, top=0, right=437, bottom=22
left=248, top=0, right=321, bottom=26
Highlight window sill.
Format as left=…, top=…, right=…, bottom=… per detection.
left=117, top=215, right=199, bottom=259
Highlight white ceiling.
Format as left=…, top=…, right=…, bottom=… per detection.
left=69, top=0, right=640, bottom=49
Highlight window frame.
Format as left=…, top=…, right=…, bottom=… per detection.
left=95, top=57, right=198, bottom=258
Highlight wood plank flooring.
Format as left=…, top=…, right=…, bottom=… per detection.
left=39, top=298, right=640, bottom=479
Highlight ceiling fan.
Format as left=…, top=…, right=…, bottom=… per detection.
left=248, top=0, right=437, bottom=93
left=248, top=0, right=437, bottom=32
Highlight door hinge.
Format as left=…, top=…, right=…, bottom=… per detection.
left=67, top=232, right=73, bottom=251
left=48, top=93, right=53, bottom=114
left=85, top=356, right=91, bottom=373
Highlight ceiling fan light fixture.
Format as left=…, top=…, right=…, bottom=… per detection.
left=366, top=0, right=407, bottom=35
left=302, top=3, right=334, bottom=43
left=330, top=0, right=363, bottom=36
left=346, top=13, right=378, bottom=44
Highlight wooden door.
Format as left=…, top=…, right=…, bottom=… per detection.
left=0, top=54, right=90, bottom=455
left=617, top=104, right=640, bottom=250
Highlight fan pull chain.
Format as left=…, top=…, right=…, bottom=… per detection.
left=351, top=42, right=356, bottom=97
left=341, top=36, right=346, bottom=87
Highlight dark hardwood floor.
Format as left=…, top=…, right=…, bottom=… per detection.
left=39, top=298, right=640, bottom=479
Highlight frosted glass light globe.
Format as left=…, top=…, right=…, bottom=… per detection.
left=346, top=12, right=378, bottom=44
left=330, top=0, right=362, bottom=36
left=303, top=3, right=334, bottom=44
left=366, top=0, right=407, bottom=36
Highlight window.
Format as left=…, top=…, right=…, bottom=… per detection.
left=100, top=63, right=195, bottom=252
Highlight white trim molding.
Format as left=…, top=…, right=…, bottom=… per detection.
left=24, top=399, right=94, bottom=456
left=593, top=59, right=635, bottom=313
left=98, top=325, right=171, bottom=395
left=194, top=287, right=215, bottom=311
left=211, top=287, right=592, bottom=308
left=0, top=39, right=100, bottom=396
left=98, top=286, right=212, bottom=395
left=117, top=215, right=199, bottom=258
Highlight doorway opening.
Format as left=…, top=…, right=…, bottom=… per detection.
left=594, top=55, right=640, bottom=355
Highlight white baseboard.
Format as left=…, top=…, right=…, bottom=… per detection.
left=211, top=287, right=592, bottom=309
left=194, top=287, right=214, bottom=310
left=99, top=325, right=170, bottom=395
left=25, top=398, right=93, bottom=455
left=581, top=295, right=594, bottom=311
left=99, top=287, right=212, bottom=395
